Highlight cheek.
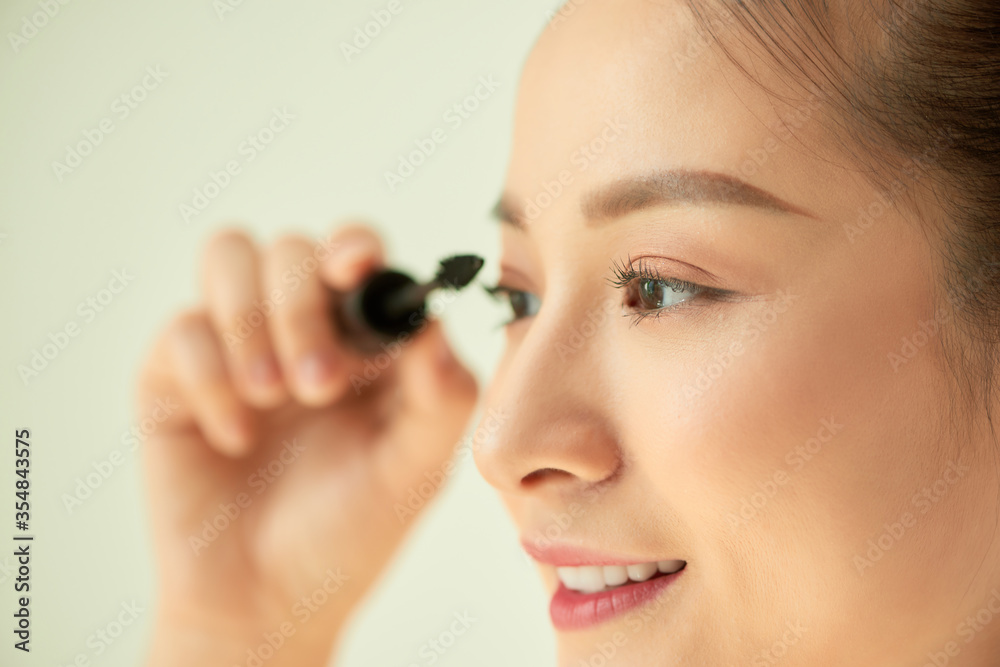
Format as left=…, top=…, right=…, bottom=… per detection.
left=619, top=229, right=958, bottom=626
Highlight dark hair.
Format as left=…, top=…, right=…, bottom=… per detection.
left=683, top=0, right=1000, bottom=413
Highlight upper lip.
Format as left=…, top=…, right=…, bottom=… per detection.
left=521, top=537, right=678, bottom=567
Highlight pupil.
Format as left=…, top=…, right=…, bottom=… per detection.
left=640, top=279, right=664, bottom=308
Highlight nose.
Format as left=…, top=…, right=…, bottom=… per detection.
left=473, top=316, right=623, bottom=497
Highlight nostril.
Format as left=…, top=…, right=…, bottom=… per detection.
left=521, top=467, right=571, bottom=487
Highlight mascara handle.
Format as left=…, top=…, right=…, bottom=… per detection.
left=331, top=269, right=428, bottom=354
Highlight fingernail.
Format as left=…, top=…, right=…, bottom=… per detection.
left=248, top=356, right=280, bottom=385
left=299, top=352, right=334, bottom=386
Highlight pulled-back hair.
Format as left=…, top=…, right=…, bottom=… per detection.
left=684, top=0, right=1000, bottom=414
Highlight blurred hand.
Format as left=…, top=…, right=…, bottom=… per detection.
left=137, top=225, right=478, bottom=666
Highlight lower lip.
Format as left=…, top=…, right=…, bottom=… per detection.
left=549, top=568, right=684, bottom=632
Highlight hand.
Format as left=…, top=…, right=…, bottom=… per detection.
left=137, top=225, right=478, bottom=666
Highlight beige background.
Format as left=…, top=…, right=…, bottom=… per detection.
left=0, top=0, right=559, bottom=664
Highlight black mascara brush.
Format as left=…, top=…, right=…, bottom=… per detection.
left=331, top=254, right=484, bottom=354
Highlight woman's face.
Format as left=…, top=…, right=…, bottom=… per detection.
left=473, top=1, right=1000, bottom=665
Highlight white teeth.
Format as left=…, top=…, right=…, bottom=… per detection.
left=556, top=560, right=683, bottom=594
left=657, top=560, right=684, bottom=574
left=556, top=566, right=580, bottom=590
left=602, top=565, right=629, bottom=587
left=576, top=566, right=606, bottom=594
left=626, top=562, right=658, bottom=582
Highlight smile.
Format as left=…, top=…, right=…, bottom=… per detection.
left=556, top=559, right=685, bottom=594
left=522, top=539, right=687, bottom=631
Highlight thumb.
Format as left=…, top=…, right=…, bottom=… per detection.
left=375, top=318, right=479, bottom=498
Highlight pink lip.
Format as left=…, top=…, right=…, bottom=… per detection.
left=550, top=568, right=684, bottom=631
left=520, top=538, right=686, bottom=631
left=520, top=538, right=662, bottom=567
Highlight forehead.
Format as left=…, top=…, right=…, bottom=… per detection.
left=505, top=0, right=843, bottom=225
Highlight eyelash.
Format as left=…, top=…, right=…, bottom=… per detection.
left=607, top=254, right=727, bottom=326
left=485, top=254, right=733, bottom=328
left=483, top=284, right=540, bottom=327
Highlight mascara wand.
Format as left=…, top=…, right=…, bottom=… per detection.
left=332, top=254, right=484, bottom=354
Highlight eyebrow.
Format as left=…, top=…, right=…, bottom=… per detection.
left=491, top=169, right=818, bottom=228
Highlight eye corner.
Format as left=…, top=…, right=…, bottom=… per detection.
left=484, top=282, right=541, bottom=325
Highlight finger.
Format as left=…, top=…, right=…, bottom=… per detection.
left=263, top=235, right=351, bottom=405
left=202, top=229, right=288, bottom=409
left=318, top=223, right=387, bottom=290
left=376, top=318, right=479, bottom=493
left=164, top=309, right=256, bottom=457
left=136, top=326, right=198, bottom=444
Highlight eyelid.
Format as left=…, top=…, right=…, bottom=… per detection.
left=608, top=253, right=740, bottom=325
left=483, top=283, right=520, bottom=299
left=498, top=264, right=537, bottom=294
left=608, top=253, right=728, bottom=291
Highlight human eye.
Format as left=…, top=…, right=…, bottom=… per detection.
left=484, top=283, right=542, bottom=325
left=607, top=254, right=737, bottom=326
